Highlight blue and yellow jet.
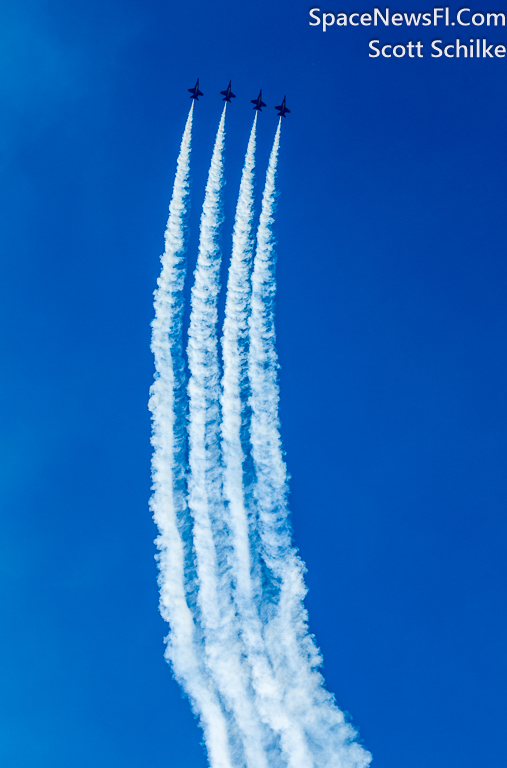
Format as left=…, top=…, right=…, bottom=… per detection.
left=251, top=90, right=267, bottom=112
left=275, top=96, right=291, bottom=118
left=220, top=81, right=236, bottom=103
left=188, top=78, right=203, bottom=100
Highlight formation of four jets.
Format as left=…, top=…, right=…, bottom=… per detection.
left=188, top=79, right=291, bottom=118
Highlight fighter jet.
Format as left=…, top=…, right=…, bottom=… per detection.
left=251, top=90, right=267, bottom=112
left=188, top=78, right=203, bottom=100
left=275, top=96, right=291, bottom=118
left=220, top=81, right=236, bottom=103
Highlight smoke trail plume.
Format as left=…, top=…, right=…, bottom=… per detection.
left=220, top=114, right=261, bottom=621
left=220, top=117, right=312, bottom=768
left=149, top=104, right=234, bottom=768
left=248, top=122, right=372, bottom=768
left=151, top=103, right=371, bottom=768
left=186, top=107, right=270, bottom=768
left=221, top=114, right=257, bottom=601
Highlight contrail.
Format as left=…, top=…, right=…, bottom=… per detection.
left=221, top=117, right=312, bottom=768
left=149, top=104, right=234, bottom=768
left=186, top=106, right=270, bottom=768
left=248, top=121, right=372, bottom=768
left=221, top=113, right=257, bottom=600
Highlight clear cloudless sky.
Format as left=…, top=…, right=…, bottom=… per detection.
left=1, top=0, right=506, bottom=766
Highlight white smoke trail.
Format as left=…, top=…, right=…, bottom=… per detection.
left=248, top=122, right=372, bottom=768
left=149, top=104, right=234, bottom=768
left=221, top=117, right=312, bottom=768
left=221, top=114, right=257, bottom=610
left=186, top=107, right=270, bottom=768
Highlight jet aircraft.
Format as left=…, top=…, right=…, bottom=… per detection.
left=220, top=81, right=236, bottom=103
left=251, top=90, right=267, bottom=112
left=275, top=96, right=291, bottom=118
left=188, top=78, right=203, bottom=100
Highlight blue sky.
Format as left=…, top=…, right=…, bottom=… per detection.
left=1, top=0, right=506, bottom=766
